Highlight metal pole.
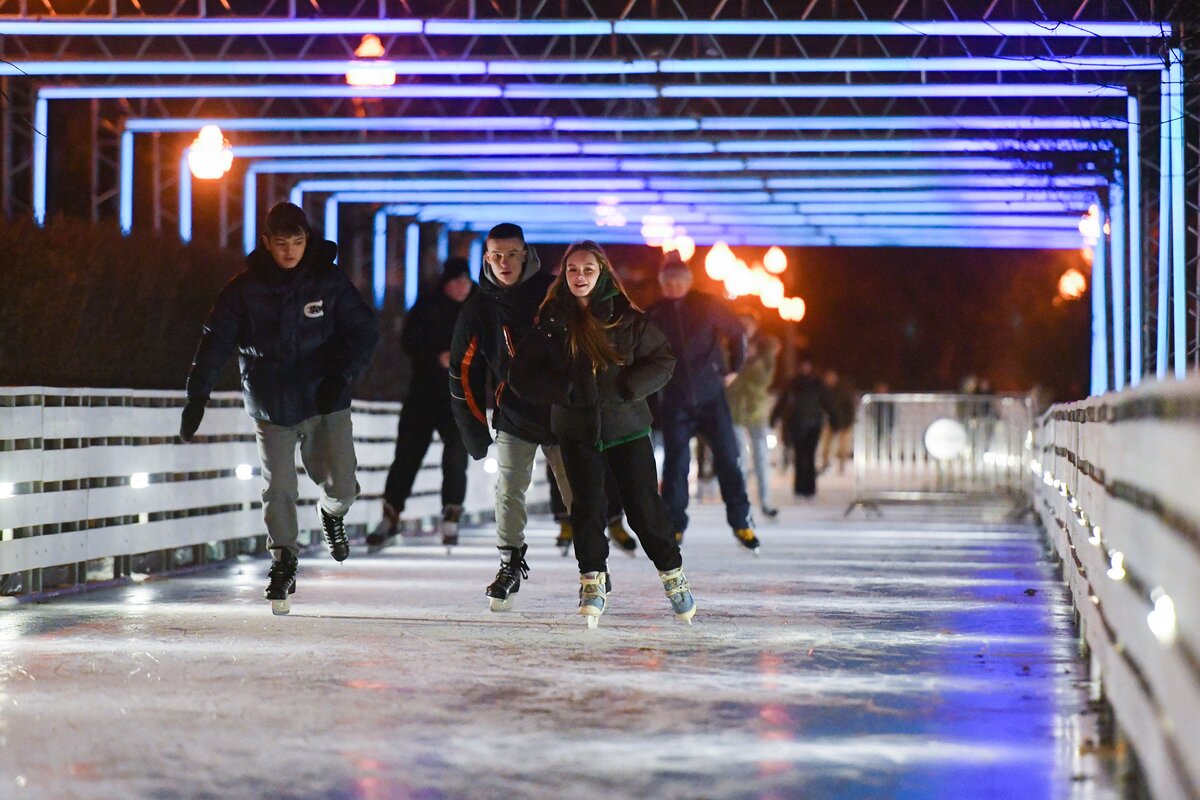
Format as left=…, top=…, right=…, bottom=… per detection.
left=1127, top=96, right=1143, bottom=384
left=1110, top=177, right=1127, bottom=391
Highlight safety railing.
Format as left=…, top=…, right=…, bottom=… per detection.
left=850, top=393, right=1035, bottom=513
left=1033, top=376, right=1200, bottom=800
left=0, top=387, right=525, bottom=599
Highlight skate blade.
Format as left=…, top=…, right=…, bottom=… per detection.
left=488, top=596, right=513, bottom=612
left=586, top=615, right=599, bottom=629
left=558, top=546, right=572, bottom=558
left=270, top=598, right=291, bottom=615
left=675, top=609, right=697, bottom=624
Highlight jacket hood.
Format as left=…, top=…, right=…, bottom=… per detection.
left=480, top=243, right=541, bottom=292
left=247, top=239, right=339, bottom=281
left=544, top=278, right=633, bottom=326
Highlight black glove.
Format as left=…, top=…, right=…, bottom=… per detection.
left=179, top=399, right=206, bottom=442
left=315, top=375, right=348, bottom=415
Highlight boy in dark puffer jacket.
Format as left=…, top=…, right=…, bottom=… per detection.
left=180, top=202, right=379, bottom=614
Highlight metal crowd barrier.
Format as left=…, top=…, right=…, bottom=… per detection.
left=849, top=393, right=1035, bottom=514
left=0, top=387, right=530, bottom=599
left=1033, top=376, right=1200, bottom=800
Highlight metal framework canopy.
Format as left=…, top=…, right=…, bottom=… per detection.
left=0, top=0, right=1195, bottom=390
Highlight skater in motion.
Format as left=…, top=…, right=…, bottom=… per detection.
left=449, top=223, right=573, bottom=611
left=179, top=202, right=379, bottom=614
left=370, top=257, right=474, bottom=551
left=510, top=241, right=695, bottom=628
left=726, top=311, right=781, bottom=518
left=646, top=255, right=761, bottom=554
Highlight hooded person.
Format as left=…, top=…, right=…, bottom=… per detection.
left=448, top=223, right=574, bottom=611
left=180, top=201, right=379, bottom=614
left=508, top=240, right=693, bottom=627
left=370, top=257, right=476, bottom=550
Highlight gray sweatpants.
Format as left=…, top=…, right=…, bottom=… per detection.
left=255, top=409, right=359, bottom=558
left=495, top=430, right=571, bottom=548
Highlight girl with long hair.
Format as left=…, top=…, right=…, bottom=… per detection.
left=510, top=241, right=696, bottom=627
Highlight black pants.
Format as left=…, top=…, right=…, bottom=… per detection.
left=548, top=461, right=623, bottom=523
left=559, top=435, right=682, bottom=575
left=660, top=394, right=752, bottom=533
left=791, top=425, right=822, bottom=497
left=383, top=398, right=468, bottom=512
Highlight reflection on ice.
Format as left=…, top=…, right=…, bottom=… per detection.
left=0, top=501, right=1114, bottom=800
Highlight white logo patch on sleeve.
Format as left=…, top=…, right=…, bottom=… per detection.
left=303, top=301, right=325, bottom=318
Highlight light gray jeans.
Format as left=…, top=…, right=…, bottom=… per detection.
left=738, top=424, right=773, bottom=511
left=495, top=429, right=571, bottom=548
left=255, top=409, right=359, bottom=558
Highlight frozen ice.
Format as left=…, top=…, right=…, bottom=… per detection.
left=0, top=475, right=1117, bottom=799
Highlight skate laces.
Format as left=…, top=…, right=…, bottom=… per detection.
left=579, top=573, right=607, bottom=601
left=498, top=554, right=530, bottom=582
left=267, top=558, right=294, bottom=586
left=321, top=511, right=347, bottom=547
left=659, top=569, right=690, bottom=598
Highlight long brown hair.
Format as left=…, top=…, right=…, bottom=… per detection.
left=541, top=240, right=637, bottom=372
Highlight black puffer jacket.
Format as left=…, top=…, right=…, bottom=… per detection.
left=508, top=286, right=675, bottom=449
left=646, top=290, right=746, bottom=411
left=186, top=240, right=379, bottom=427
left=449, top=247, right=556, bottom=459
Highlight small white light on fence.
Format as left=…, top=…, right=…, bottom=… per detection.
left=1146, top=589, right=1177, bottom=645
left=1068, top=497, right=1079, bottom=511
left=130, top=472, right=150, bottom=489
left=0, top=482, right=13, bottom=499
left=766, top=433, right=778, bottom=450
left=923, top=418, right=967, bottom=461
left=138, top=512, right=148, bottom=525
left=235, top=464, right=255, bottom=481
left=1106, top=550, right=1125, bottom=581
left=1024, top=431, right=1033, bottom=449
left=1088, top=525, right=1102, bottom=546
left=982, top=452, right=995, bottom=466
left=1042, top=470, right=1054, bottom=486
left=483, top=457, right=499, bottom=474
left=1089, top=594, right=1100, bottom=605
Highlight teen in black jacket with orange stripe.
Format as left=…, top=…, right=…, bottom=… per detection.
left=448, top=223, right=572, bottom=612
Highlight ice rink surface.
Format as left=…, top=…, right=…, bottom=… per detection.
left=1, top=475, right=1119, bottom=800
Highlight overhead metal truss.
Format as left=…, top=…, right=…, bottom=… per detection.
left=0, top=0, right=1196, bottom=386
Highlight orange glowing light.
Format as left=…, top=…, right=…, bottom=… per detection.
left=346, top=34, right=396, bottom=86
left=1058, top=268, right=1087, bottom=300
left=705, top=241, right=734, bottom=280
left=187, top=125, right=233, bottom=179
left=763, top=245, right=787, bottom=274
left=674, top=234, right=696, bottom=262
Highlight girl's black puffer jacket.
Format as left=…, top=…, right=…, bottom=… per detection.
left=509, top=289, right=675, bottom=448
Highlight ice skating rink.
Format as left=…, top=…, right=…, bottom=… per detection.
left=1, top=475, right=1118, bottom=800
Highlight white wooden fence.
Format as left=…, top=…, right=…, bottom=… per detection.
left=1033, top=375, right=1200, bottom=800
left=0, top=387, right=535, bottom=596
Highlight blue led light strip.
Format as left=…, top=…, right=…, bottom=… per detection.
left=0, top=19, right=1170, bottom=37
left=0, top=54, right=1162, bottom=77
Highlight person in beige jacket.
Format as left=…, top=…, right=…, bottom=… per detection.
left=725, top=311, right=781, bottom=518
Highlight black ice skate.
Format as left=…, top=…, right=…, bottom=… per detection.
left=486, top=544, right=529, bottom=612
left=607, top=518, right=637, bottom=557
left=441, top=504, right=463, bottom=553
left=733, top=527, right=761, bottom=556
left=320, top=508, right=350, bottom=562
left=555, top=520, right=573, bottom=557
left=265, top=550, right=298, bottom=616
left=366, top=502, right=399, bottom=551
